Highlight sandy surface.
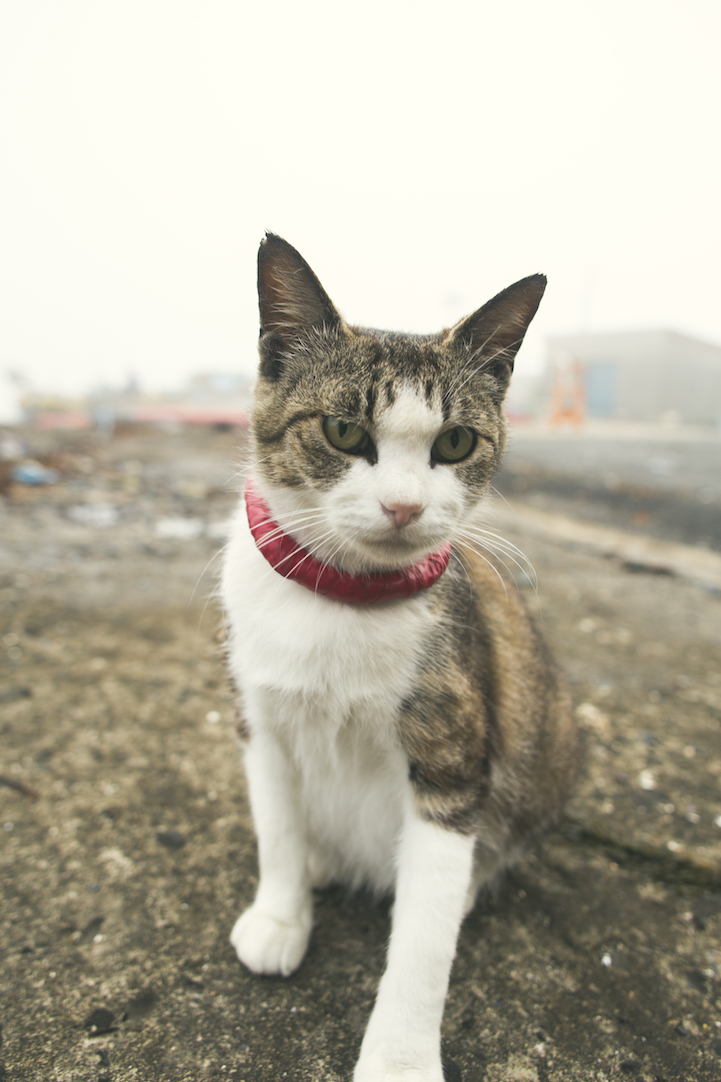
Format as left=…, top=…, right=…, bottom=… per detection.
left=2, top=425, right=721, bottom=1081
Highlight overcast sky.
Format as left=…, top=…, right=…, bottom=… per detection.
left=1, top=0, right=719, bottom=402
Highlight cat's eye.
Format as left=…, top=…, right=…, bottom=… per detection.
left=431, top=426, right=476, bottom=464
left=322, top=416, right=371, bottom=454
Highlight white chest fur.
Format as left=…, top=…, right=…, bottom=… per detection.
left=222, top=504, right=436, bottom=892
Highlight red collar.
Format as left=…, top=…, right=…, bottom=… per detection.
left=245, top=480, right=451, bottom=604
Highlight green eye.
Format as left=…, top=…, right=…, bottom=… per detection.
left=322, top=416, right=370, bottom=453
left=431, top=426, right=476, bottom=463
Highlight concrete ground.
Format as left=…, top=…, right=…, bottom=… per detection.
left=499, top=423, right=721, bottom=553
left=1, top=425, right=721, bottom=1082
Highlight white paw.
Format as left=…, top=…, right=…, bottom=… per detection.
left=230, top=904, right=311, bottom=976
left=353, top=1052, right=443, bottom=1082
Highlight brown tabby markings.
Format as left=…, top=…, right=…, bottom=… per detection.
left=252, top=331, right=507, bottom=495
left=400, top=547, right=575, bottom=837
left=249, top=233, right=576, bottom=852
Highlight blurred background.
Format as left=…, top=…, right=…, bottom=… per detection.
left=1, top=0, right=720, bottom=421
left=1, top=0, right=720, bottom=549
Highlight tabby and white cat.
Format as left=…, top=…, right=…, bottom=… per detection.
left=221, top=234, right=577, bottom=1081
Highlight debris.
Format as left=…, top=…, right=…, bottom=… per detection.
left=174, top=480, right=208, bottom=500
left=575, top=701, right=611, bottom=735
left=157, top=829, right=186, bottom=849
left=76, top=916, right=105, bottom=943
left=0, top=686, right=32, bottom=703
left=68, top=503, right=121, bottom=528
left=622, top=559, right=674, bottom=576
left=99, top=847, right=135, bottom=875
left=155, top=517, right=205, bottom=540
left=84, top=1007, right=117, bottom=1036
left=638, top=769, right=656, bottom=791
left=11, top=460, right=59, bottom=485
left=0, top=433, right=26, bottom=460
left=0, top=774, right=39, bottom=800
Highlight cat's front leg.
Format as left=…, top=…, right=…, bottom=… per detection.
left=230, top=725, right=312, bottom=977
left=354, top=806, right=475, bottom=1082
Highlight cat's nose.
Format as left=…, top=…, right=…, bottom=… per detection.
left=381, top=501, right=424, bottom=528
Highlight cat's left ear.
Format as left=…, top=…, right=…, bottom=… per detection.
left=445, top=274, right=547, bottom=388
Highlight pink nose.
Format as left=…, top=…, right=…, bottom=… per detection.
left=381, top=501, right=424, bottom=528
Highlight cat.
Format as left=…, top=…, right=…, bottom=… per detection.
left=220, top=233, right=577, bottom=1081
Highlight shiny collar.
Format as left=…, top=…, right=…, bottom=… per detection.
left=245, top=479, right=451, bottom=604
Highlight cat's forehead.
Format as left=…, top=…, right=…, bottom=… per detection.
left=375, top=382, right=444, bottom=442
left=349, top=330, right=450, bottom=418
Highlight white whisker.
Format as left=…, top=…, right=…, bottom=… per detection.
left=455, top=539, right=509, bottom=601
left=489, top=484, right=515, bottom=511
left=191, top=543, right=228, bottom=604
left=457, top=530, right=534, bottom=596
left=462, top=529, right=537, bottom=586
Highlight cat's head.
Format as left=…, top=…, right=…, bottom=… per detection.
left=251, top=233, right=545, bottom=575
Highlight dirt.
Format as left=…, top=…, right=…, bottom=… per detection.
left=1, top=425, right=721, bottom=1081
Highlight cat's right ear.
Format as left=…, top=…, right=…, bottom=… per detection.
left=257, top=234, right=342, bottom=380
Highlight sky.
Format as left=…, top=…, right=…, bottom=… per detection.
left=0, top=0, right=720, bottom=409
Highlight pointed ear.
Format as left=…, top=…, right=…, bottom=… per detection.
left=445, top=274, right=547, bottom=385
left=257, top=234, right=342, bottom=378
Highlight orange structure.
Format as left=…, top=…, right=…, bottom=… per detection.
left=548, top=359, right=585, bottom=426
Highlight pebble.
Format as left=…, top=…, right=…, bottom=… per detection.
left=638, top=769, right=656, bottom=791
left=84, top=1007, right=116, bottom=1036
left=157, top=829, right=186, bottom=849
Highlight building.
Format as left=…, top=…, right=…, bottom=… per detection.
left=544, top=330, right=721, bottom=426
left=19, top=371, right=253, bottom=430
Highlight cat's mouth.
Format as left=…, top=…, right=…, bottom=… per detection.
left=352, top=529, right=445, bottom=570
left=288, top=506, right=451, bottom=574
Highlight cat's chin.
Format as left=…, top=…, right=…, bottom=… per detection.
left=348, top=534, right=445, bottom=573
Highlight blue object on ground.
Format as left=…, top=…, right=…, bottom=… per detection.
left=11, top=461, right=60, bottom=485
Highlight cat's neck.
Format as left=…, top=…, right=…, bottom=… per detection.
left=245, top=479, right=451, bottom=605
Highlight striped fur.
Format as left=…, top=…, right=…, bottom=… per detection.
left=221, top=235, right=577, bottom=1081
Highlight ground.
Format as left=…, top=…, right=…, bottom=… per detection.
left=1, top=423, right=721, bottom=1082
